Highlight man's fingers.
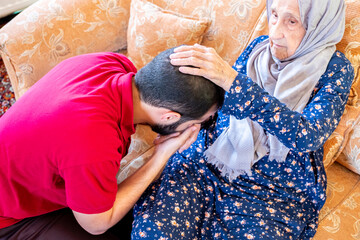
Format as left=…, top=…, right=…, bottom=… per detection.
left=153, top=126, right=196, bottom=148
left=176, top=126, right=197, bottom=144
left=153, top=132, right=180, bottom=145
left=178, top=125, right=200, bottom=153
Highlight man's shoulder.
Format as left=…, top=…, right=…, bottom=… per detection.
left=62, top=52, right=137, bottom=72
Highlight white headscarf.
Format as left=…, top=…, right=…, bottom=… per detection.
left=205, top=0, right=346, bottom=180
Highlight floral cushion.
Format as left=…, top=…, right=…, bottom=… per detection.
left=126, top=0, right=210, bottom=69
left=117, top=125, right=157, bottom=183
left=325, top=0, right=360, bottom=170
left=150, top=0, right=266, bottom=65
left=314, top=160, right=360, bottom=239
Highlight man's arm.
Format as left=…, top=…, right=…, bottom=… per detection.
left=72, top=125, right=199, bottom=235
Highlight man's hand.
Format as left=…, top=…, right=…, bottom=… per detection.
left=169, top=44, right=238, bottom=92
left=153, top=124, right=200, bottom=154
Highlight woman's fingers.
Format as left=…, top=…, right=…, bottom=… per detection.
left=170, top=55, right=206, bottom=68
left=170, top=51, right=211, bottom=66
left=178, top=66, right=204, bottom=77
left=173, top=44, right=208, bottom=53
left=171, top=45, right=212, bottom=62
left=170, top=44, right=237, bottom=91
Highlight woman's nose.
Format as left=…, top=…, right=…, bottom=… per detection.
left=269, top=21, right=284, bottom=40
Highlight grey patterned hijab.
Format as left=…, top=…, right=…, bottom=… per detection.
left=205, top=0, right=346, bottom=180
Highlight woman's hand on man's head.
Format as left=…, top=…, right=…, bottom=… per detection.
left=169, top=44, right=237, bottom=92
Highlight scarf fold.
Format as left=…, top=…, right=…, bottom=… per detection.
left=205, top=0, right=346, bottom=180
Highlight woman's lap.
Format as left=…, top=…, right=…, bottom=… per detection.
left=132, top=154, right=319, bottom=240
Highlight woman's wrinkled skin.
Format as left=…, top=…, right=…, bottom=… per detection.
left=268, top=0, right=306, bottom=60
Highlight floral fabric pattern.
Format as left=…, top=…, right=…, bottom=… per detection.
left=116, top=125, right=157, bottom=183
left=131, top=36, right=354, bottom=240
left=314, top=160, right=360, bottom=239
left=334, top=0, right=360, bottom=174
left=126, top=0, right=210, bottom=69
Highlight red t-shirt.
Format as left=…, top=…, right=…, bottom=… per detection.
left=0, top=52, right=137, bottom=228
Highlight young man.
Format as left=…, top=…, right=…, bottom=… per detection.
left=0, top=48, right=224, bottom=239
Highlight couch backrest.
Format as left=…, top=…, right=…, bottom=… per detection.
left=0, top=0, right=271, bottom=99
left=0, top=0, right=131, bottom=98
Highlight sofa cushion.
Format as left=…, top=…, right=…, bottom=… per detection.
left=117, top=125, right=157, bottom=184
left=0, top=0, right=131, bottom=99
left=314, top=160, right=360, bottom=239
left=339, top=105, right=360, bottom=175
left=126, top=0, right=210, bottom=69
left=149, top=0, right=266, bottom=66
left=323, top=0, right=360, bottom=170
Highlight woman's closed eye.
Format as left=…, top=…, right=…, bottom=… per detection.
left=272, top=11, right=278, bottom=18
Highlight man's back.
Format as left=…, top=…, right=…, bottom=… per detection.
left=0, top=52, right=137, bottom=228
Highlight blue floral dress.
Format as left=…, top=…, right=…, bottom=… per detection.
left=131, top=36, right=354, bottom=240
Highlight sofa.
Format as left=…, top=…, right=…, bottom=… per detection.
left=0, top=0, right=360, bottom=238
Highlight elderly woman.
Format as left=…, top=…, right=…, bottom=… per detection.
left=131, top=0, right=354, bottom=239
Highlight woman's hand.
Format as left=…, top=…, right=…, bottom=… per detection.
left=170, top=44, right=238, bottom=92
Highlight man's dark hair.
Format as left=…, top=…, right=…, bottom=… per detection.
left=134, top=47, right=225, bottom=128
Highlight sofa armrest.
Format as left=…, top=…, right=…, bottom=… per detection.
left=0, top=0, right=131, bottom=99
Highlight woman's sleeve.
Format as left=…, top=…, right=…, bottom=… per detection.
left=221, top=52, right=355, bottom=152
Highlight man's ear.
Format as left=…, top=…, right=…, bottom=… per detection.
left=160, top=111, right=181, bottom=125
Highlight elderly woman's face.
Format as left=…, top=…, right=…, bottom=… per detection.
left=268, top=0, right=306, bottom=60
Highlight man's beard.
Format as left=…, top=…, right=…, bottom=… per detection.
left=150, top=112, right=218, bottom=136
left=150, top=119, right=186, bottom=136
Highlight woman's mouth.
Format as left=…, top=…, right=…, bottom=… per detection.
left=272, top=43, right=284, bottom=48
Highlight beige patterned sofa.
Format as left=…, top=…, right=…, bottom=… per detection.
left=1, top=0, right=360, bottom=238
